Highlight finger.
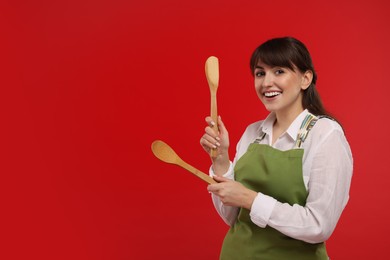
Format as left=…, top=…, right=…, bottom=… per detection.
left=203, top=133, right=220, bottom=155
left=207, top=184, right=219, bottom=192
left=217, top=116, right=228, bottom=135
left=205, top=126, right=219, bottom=139
left=201, top=134, right=219, bottom=150
left=200, top=137, right=210, bottom=153
left=213, top=175, right=230, bottom=183
left=205, top=116, right=216, bottom=128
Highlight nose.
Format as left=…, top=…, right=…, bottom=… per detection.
left=262, top=74, right=273, bottom=88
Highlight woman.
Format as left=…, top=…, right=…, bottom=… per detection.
left=200, top=37, right=353, bottom=259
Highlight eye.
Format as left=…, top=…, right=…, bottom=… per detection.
left=255, top=70, right=265, bottom=77
left=275, top=69, right=284, bottom=75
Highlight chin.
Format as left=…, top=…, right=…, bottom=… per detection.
left=263, top=105, right=278, bottom=112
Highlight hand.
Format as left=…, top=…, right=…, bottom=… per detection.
left=200, top=116, right=230, bottom=175
left=200, top=116, right=229, bottom=157
left=207, top=176, right=257, bottom=210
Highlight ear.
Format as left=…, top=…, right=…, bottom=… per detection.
left=301, top=70, right=313, bottom=90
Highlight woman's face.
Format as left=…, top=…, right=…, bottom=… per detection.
left=254, top=61, right=311, bottom=116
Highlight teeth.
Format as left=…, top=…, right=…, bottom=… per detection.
left=264, top=92, right=281, bottom=97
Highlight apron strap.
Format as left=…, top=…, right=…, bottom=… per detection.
left=295, top=114, right=335, bottom=148
left=254, top=132, right=267, bottom=144
left=294, top=113, right=318, bottom=148
left=254, top=113, right=334, bottom=148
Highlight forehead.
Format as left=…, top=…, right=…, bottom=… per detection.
left=255, top=60, right=297, bottom=72
left=255, top=61, right=280, bottom=69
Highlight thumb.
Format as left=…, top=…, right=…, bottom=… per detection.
left=213, top=175, right=230, bottom=183
left=217, top=116, right=228, bottom=135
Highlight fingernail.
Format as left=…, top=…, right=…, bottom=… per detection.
left=210, top=121, right=215, bottom=126
left=212, top=145, right=217, bottom=149
left=215, top=137, right=220, bottom=141
left=215, top=142, right=220, bottom=147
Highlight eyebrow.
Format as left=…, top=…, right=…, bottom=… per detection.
left=254, top=66, right=264, bottom=69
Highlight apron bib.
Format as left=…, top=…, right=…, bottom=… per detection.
left=220, top=114, right=328, bottom=260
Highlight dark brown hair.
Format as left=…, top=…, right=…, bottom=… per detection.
left=250, top=37, right=330, bottom=117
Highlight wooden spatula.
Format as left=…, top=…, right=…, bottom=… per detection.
left=151, top=140, right=217, bottom=184
left=205, top=56, right=219, bottom=157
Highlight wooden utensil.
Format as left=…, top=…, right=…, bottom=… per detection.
left=205, top=56, right=219, bottom=157
left=151, top=140, right=217, bottom=184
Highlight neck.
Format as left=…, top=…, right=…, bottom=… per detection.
left=274, top=107, right=304, bottom=131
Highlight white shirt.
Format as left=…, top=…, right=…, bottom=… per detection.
left=210, top=109, right=353, bottom=244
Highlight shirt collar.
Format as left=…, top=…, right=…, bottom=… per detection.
left=258, top=109, right=310, bottom=141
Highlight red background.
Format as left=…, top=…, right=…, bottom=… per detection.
left=1, top=0, right=389, bottom=259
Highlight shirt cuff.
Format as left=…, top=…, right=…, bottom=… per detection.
left=209, top=161, right=234, bottom=180
left=250, top=193, right=277, bottom=228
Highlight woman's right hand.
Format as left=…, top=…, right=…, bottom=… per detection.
left=200, top=116, right=230, bottom=175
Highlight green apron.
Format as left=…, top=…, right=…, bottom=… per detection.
left=220, top=114, right=328, bottom=260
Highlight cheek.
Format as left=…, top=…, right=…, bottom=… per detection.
left=254, top=84, right=263, bottom=99
left=254, top=79, right=262, bottom=90
left=281, top=78, right=301, bottom=91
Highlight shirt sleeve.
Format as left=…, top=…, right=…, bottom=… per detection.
left=209, top=162, right=240, bottom=226
left=208, top=121, right=263, bottom=226
left=249, top=129, right=353, bottom=243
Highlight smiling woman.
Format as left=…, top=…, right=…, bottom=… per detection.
left=1, top=0, right=389, bottom=258
left=251, top=37, right=327, bottom=121
left=253, top=62, right=312, bottom=127
left=200, top=37, right=353, bottom=259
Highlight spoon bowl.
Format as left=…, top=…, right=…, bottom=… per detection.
left=151, top=140, right=180, bottom=164
left=151, top=140, right=216, bottom=184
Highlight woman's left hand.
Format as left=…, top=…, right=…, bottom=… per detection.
left=207, top=175, right=257, bottom=210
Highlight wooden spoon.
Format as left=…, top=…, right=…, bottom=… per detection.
left=151, top=140, right=217, bottom=184
left=205, top=56, right=219, bottom=157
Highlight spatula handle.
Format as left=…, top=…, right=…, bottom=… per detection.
left=205, top=56, right=219, bottom=158
left=210, top=92, right=218, bottom=157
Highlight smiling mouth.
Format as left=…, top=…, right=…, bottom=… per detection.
left=264, top=91, right=282, bottom=98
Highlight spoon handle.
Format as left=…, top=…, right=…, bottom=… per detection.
left=210, top=92, right=218, bottom=157
left=176, top=158, right=217, bottom=184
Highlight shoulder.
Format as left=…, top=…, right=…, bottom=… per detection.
left=304, top=117, right=353, bottom=165
left=307, top=117, right=349, bottom=149
left=316, top=117, right=343, bottom=131
left=313, top=117, right=343, bottom=134
left=244, top=120, right=264, bottom=136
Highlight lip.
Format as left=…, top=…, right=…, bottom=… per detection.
left=262, top=90, right=282, bottom=99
